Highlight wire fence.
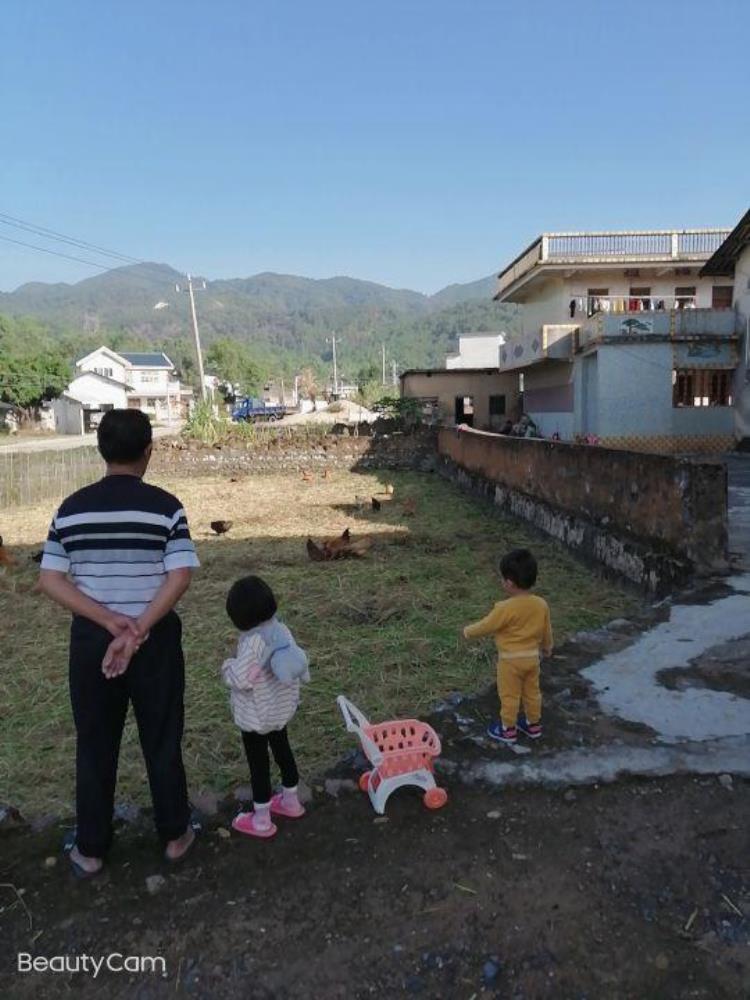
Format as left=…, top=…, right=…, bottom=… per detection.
left=0, top=446, right=102, bottom=510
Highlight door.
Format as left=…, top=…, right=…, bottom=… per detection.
left=455, top=396, right=474, bottom=427
left=712, top=285, right=734, bottom=309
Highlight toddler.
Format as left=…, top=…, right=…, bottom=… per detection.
left=463, top=548, right=552, bottom=745
left=222, top=576, right=310, bottom=838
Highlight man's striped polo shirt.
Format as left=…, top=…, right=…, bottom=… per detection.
left=41, top=474, right=200, bottom=617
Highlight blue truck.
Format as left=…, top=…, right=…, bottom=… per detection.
left=231, top=397, right=287, bottom=423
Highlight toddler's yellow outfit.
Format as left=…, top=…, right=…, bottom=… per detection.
left=464, top=593, right=552, bottom=729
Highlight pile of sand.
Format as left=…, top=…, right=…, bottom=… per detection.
left=282, top=400, right=379, bottom=425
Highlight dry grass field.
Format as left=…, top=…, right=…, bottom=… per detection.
left=0, top=468, right=638, bottom=816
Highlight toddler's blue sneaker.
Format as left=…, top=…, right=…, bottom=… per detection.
left=517, top=715, right=543, bottom=740
left=487, top=721, right=517, bottom=744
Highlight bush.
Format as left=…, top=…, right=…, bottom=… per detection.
left=372, top=396, right=423, bottom=430
left=183, top=401, right=230, bottom=444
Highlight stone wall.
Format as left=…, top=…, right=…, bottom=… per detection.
left=437, top=427, right=728, bottom=592
left=151, top=427, right=438, bottom=477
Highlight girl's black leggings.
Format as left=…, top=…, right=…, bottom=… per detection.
left=241, top=727, right=299, bottom=804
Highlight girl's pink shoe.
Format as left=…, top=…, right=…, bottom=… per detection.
left=270, top=791, right=306, bottom=819
left=231, top=811, right=277, bottom=839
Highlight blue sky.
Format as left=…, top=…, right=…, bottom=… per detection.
left=1, top=0, right=748, bottom=293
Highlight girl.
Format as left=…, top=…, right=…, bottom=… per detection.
left=222, top=575, right=310, bottom=838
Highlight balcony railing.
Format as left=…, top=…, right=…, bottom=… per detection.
left=578, top=307, right=737, bottom=348
left=497, top=228, right=731, bottom=298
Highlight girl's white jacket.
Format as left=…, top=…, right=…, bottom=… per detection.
left=221, top=618, right=310, bottom=734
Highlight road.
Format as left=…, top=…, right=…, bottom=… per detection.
left=0, top=424, right=182, bottom=454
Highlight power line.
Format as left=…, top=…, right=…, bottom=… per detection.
left=0, top=233, right=114, bottom=271
left=0, top=211, right=143, bottom=265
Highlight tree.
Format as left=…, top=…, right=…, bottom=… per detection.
left=0, top=350, right=71, bottom=418
left=205, top=339, right=264, bottom=397
left=298, top=367, right=319, bottom=403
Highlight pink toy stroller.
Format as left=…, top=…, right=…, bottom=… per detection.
left=337, top=695, right=448, bottom=814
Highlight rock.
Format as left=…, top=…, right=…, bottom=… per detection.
left=324, top=778, right=358, bottom=798
left=145, top=874, right=166, bottom=895
left=374, top=816, right=389, bottom=825
left=233, top=784, right=254, bottom=802
left=44, top=856, right=57, bottom=869
left=0, top=804, right=25, bottom=830
left=216, top=827, right=231, bottom=840
left=482, top=957, right=502, bottom=983
left=654, top=953, right=669, bottom=971
left=404, top=974, right=425, bottom=994
left=563, top=790, right=577, bottom=803
left=486, top=810, right=501, bottom=820
left=29, top=813, right=58, bottom=833
left=297, top=781, right=313, bottom=805
left=605, top=618, right=631, bottom=631
left=114, top=801, right=141, bottom=824
left=192, top=790, right=221, bottom=816
left=718, top=774, right=733, bottom=790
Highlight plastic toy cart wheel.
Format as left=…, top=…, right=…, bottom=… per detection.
left=423, top=787, right=448, bottom=810
left=338, top=695, right=448, bottom=816
left=358, top=771, right=372, bottom=792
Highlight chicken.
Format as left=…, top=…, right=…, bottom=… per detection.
left=301, top=469, right=314, bottom=483
left=306, top=529, right=373, bottom=562
left=322, top=468, right=331, bottom=479
left=401, top=497, right=417, bottom=517
left=306, top=537, right=327, bottom=562
left=0, top=536, right=17, bottom=568
left=321, top=528, right=351, bottom=558
left=210, top=520, right=233, bottom=536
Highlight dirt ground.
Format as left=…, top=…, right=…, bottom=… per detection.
left=1, top=772, right=748, bottom=1000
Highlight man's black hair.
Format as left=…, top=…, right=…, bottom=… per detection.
left=500, top=548, right=538, bottom=590
left=97, top=409, right=153, bottom=464
left=226, top=576, right=278, bottom=631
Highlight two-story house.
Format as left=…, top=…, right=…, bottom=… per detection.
left=700, top=208, right=750, bottom=444
left=74, top=347, right=187, bottom=423
left=494, top=227, right=739, bottom=452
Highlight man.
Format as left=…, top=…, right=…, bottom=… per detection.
left=39, top=409, right=199, bottom=876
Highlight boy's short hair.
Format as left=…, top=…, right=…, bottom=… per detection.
left=97, top=409, right=153, bottom=464
left=226, top=576, right=278, bottom=631
left=500, top=548, right=538, bottom=589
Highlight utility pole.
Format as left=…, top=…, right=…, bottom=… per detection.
left=382, top=343, right=387, bottom=386
left=177, top=274, right=208, bottom=401
left=326, top=334, right=339, bottom=396
left=391, top=359, right=398, bottom=388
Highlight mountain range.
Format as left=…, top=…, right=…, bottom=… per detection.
left=0, top=264, right=516, bottom=375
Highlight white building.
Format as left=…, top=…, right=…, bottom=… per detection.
left=446, top=331, right=506, bottom=369
left=494, top=227, right=739, bottom=452
left=701, top=209, right=750, bottom=443
left=75, top=347, right=187, bottom=423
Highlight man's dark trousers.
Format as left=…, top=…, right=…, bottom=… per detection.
left=69, top=612, right=190, bottom=857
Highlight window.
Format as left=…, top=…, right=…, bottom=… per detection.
left=587, top=288, right=609, bottom=317
left=712, top=286, right=734, bottom=309
left=94, top=366, right=113, bottom=378
left=673, top=369, right=732, bottom=407
left=138, top=372, right=160, bottom=384
left=674, top=286, right=696, bottom=309
left=489, top=394, right=506, bottom=416
left=629, top=286, right=651, bottom=311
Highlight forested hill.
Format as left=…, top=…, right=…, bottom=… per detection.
left=0, top=264, right=518, bottom=376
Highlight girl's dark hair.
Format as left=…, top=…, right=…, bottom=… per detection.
left=97, top=409, right=152, bottom=463
left=226, top=576, right=278, bottom=631
left=499, top=548, right=538, bottom=589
